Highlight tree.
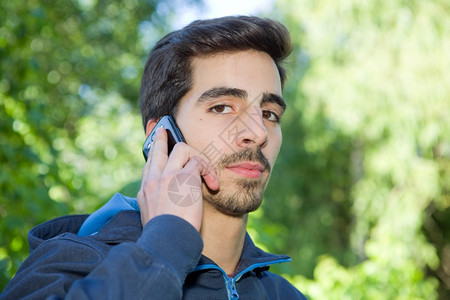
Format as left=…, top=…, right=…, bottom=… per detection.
left=250, top=0, right=450, bottom=298
left=0, top=0, right=199, bottom=288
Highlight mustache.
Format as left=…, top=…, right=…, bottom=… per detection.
left=217, top=147, right=271, bottom=172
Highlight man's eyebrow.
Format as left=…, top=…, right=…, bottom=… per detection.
left=196, top=87, right=286, bottom=112
left=262, top=92, right=287, bottom=112
left=196, top=87, right=248, bottom=105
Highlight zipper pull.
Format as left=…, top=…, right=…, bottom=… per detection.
left=226, top=279, right=239, bottom=300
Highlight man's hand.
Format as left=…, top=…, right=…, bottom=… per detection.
left=137, top=127, right=219, bottom=231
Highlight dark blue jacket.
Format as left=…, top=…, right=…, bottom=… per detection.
left=1, top=194, right=306, bottom=299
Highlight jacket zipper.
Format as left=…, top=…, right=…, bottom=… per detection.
left=192, top=258, right=291, bottom=300
left=225, top=277, right=239, bottom=299
left=194, top=264, right=239, bottom=299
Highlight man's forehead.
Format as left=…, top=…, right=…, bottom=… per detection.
left=190, top=50, right=277, bottom=73
left=186, top=50, right=283, bottom=106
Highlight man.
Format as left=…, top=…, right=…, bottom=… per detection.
left=1, top=16, right=306, bottom=299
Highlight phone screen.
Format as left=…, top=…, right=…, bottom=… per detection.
left=142, top=115, right=185, bottom=161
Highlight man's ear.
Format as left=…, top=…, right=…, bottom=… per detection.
left=145, top=119, right=159, bottom=137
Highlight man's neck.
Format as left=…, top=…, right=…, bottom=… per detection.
left=200, top=201, right=248, bottom=275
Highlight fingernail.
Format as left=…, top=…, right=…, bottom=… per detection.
left=156, top=126, right=164, bottom=136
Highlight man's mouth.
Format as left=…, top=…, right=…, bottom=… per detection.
left=225, top=162, right=266, bottom=179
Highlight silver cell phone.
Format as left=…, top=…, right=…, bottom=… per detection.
left=142, top=115, right=185, bottom=161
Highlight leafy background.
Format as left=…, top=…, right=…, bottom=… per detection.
left=1, top=0, right=449, bottom=299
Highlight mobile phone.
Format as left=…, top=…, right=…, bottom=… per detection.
left=142, top=115, right=185, bottom=161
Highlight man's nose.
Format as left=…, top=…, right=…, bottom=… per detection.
left=236, top=107, right=268, bottom=148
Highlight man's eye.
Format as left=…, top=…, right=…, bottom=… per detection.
left=210, top=105, right=233, bottom=114
left=262, top=110, right=280, bottom=122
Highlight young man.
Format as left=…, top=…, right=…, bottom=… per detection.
left=1, top=16, right=306, bottom=299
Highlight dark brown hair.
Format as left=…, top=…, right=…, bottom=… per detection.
left=140, top=16, right=291, bottom=129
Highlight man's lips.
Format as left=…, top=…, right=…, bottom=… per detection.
left=225, top=162, right=266, bottom=179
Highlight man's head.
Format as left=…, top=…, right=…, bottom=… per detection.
left=140, top=15, right=291, bottom=129
left=140, top=16, right=291, bottom=217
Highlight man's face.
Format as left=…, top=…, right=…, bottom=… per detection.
left=174, top=50, right=284, bottom=216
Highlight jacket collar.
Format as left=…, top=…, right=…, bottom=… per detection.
left=28, top=214, right=89, bottom=252
left=78, top=193, right=139, bottom=236
left=193, top=233, right=291, bottom=278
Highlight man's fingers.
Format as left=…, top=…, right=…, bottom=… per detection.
left=141, top=127, right=165, bottom=183
left=142, top=129, right=219, bottom=192
left=162, top=143, right=219, bottom=191
left=147, top=127, right=169, bottom=175
left=138, top=128, right=218, bottom=230
left=184, top=156, right=220, bottom=191
left=141, top=143, right=153, bottom=182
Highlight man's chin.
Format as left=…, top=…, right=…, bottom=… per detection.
left=204, top=197, right=262, bottom=217
left=202, top=180, right=264, bottom=217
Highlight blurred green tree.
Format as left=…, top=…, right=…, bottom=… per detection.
left=0, top=0, right=199, bottom=289
left=2, top=0, right=449, bottom=298
left=248, top=0, right=450, bottom=298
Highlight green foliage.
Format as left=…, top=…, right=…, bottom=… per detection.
left=1, top=0, right=449, bottom=298
left=0, top=0, right=193, bottom=289
left=247, top=0, right=450, bottom=298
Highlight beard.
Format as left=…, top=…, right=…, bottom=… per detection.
left=203, top=147, right=272, bottom=217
